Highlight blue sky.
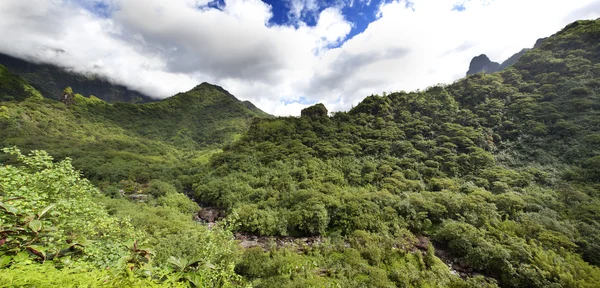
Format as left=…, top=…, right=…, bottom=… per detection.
left=80, top=0, right=397, bottom=49
left=260, top=0, right=389, bottom=46
left=1, top=0, right=599, bottom=115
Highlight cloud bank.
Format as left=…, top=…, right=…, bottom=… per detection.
left=0, top=0, right=598, bottom=115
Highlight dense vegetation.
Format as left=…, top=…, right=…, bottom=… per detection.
left=0, top=81, right=268, bottom=192
left=192, top=19, right=600, bottom=287
left=1, top=19, right=599, bottom=287
left=0, top=64, right=43, bottom=102
left=0, top=148, right=244, bottom=287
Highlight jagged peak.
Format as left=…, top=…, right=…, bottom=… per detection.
left=301, top=103, right=328, bottom=118
left=466, top=54, right=500, bottom=75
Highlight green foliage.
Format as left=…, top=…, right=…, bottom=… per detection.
left=0, top=147, right=134, bottom=267
left=192, top=19, right=600, bottom=287
left=300, top=103, right=328, bottom=118
left=0, top=148, right=247, bottom=287
left=145, top=179, right=178, bottom=198
left=2, top=19, right=600, bottom=287
left=0, top=82, right=268, bottom=187
left=0, top=198, right=83, bottom=264
left=0, top=262, right=180, bottom=287
left=0, top=64, right=42, bottom=101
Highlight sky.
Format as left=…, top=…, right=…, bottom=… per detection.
left=0, top=0, right=599, bottom=115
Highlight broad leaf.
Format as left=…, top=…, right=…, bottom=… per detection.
left=186, top=273, right=204, bottom=287
left=0, top=255, right=11, bottom=268
left=0, top=202, right=19, bottom=215
left=167, top=256, right=184, bottom=270
left=37, top=204, right=55, bottom=219
left=28, top=219, right=42, bottom=233
left=27, top=245, right=46, bottom=260
left=13, top=251, right=30, bottom=264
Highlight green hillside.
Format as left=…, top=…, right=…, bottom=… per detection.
left=0, top=64, right=43, bottom=101
left=192, top=19, right=600, bottom=287
left=0, top=69, right=269, bottom=287
left=1, top=19, right=600, bottom=288
left=0, top=80, right=269, bottom=188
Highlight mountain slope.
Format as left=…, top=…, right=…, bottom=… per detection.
left=2, top=18, right=600, bottom=288
left=0, top=52, right=154, bottom=103
left=0, top=64, right=43, bottom=101
left=193, top=19, right=600, bottom=287
left=0, top=79, right=269, bottom=186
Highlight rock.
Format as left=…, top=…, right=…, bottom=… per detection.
left=415, top=236, right=430, bottom=251
left=61, top=87, right=76, bottom=105
left=466, top=54, right=500, bottom=75
left=129, top=194, right=149, bottom=202
left=301, top=103, right=328, bottom=118
left=197, top=207, right=220, bottom=223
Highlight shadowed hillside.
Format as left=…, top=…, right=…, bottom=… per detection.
left=0, top=52, right=155, bottom=103
left=1, top=19, right=599, bottom=288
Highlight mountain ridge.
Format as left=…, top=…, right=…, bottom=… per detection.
left=0, top=52, right=156, bottom=103
left=193, top=19, right=600, bottom=287
left=1, top=18, right=600, bottom=288
left=465, top=36, right=551, bottom=76
left=0, top=73, right=270, bottom=185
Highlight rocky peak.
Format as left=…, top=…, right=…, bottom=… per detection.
left=466, top=54, right=500, bottom=75
left=301, top=103, right=328, bottom=118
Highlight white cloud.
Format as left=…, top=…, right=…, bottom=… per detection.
left=0, top=0, right=598, bottom=116
left=287, top=0, right=320, bottom=21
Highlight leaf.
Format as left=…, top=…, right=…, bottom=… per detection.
left=186, top=259, right=204, bottom=269
left=37, top=204, right=55, bottom=219
left=6, top=205, right=19, bottom=215
left=203, top=262, right=216, bottom=270
left=29, top=219, right=42, bottom=233
left=167, top=256, right=184, bottom=271
left=27, top=245, right=46, bottom=260
left=123, top=239, right=135, bottom=249
left=0, top=255, right=11, bottom=268
left=0, top=202, right=18, bottom=215
left=185, top=273, right=203, bottom=287
left=13, top=251, right=30, bottom=264
left=139, top=269, right=152, bottom=278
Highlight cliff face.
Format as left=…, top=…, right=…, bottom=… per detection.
left=466, top=54, right=500, bottom=75
left=466, top=38, right=548, bottom=76
left=301, top=103, right=328, bottom=118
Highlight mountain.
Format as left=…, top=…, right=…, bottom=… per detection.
left=466, top=49, right=530, bottom=75
left=496, top=48, right=529, bottom=71
left=0, top=78, right=269, bottom=186
left=0, top=64, right=43, bottom=101
left=2, top=19, right=600, bottom=288
left=193, top=19, right=600, bottom=287
left=465, top=37, right=549, bottom=76
left=466, top=54, right=500, bottom=75
left=0, top=52, right=155, bottom=103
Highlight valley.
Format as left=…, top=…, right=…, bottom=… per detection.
left=1, top=19, right=600, bottom=288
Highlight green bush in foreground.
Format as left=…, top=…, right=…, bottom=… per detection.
left=0, top=147, right=247, bottom=287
